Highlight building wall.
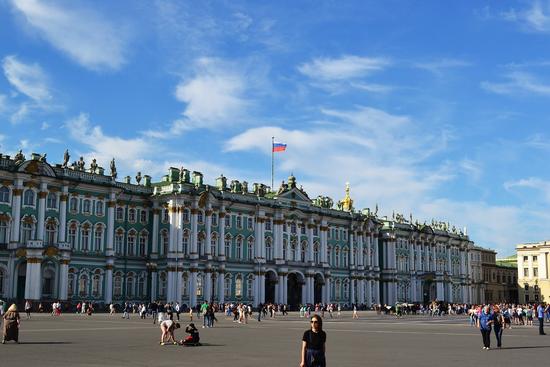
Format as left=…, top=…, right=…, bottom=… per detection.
left=517, top=243, right=550, bottom=303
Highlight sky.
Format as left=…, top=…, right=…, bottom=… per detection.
left=1, top=0, right=550, bottom=256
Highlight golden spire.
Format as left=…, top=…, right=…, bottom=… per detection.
left=341, top=182, right=353, bottom=212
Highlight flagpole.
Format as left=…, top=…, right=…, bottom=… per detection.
left=271, top=136, right=274, bottom=191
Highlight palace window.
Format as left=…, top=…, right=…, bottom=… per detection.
left=534, top=256, right=538, bottom=262
left=247, top=237, right=254, bottom=260
left=335, top=247, right=340, bottom=268
left=265, top=220, right=272, bottom=231
left=290, top=223, right=296, bottom=234
left=266, top=238, right=273, bottom=261
left=115, top=231, right=124, bottom=255
left=236, top=237, right=243, bottom=259
left=127, top=231, right=136, bottom=256
left=283, top=223, right=287, bottom=232
left=161, top=230, right=169, bottom=256
left=225, top=215, right=230, bottom=228
left=182, top=274, right=189, bottom=296
left=0, top=219, right=10, bottom=244
left=79, top=274, right=89, bottom=297
left=70, top=197, right=78, bottom=212
left=0, top=186, right=9, bottom=203
left=291, top=242, right=297, bottom=261
left=23, top=189, right=35, bottom=206
left=92, top=273, right=101, bottom=297
left=94, top=225, right=103, bottom=251
left=159, top=273, right=167, bottom=298
left=126, top=274, right=135, bottom=297
left=314, top=243, right=320, bottom=264
left=198, top=211, right=204, bottom=224
left=68, top=222, right=78, bottom=249
left=343, top=249, right=349, bottom=268
left=212, top=214, right=218, bottom=226
left=128, top=208, right=136, bottom=223
left=247, top=217, right=253, bottom=230
left=301, top=225, right=306, bottom=235
left=68, top=273, right=75, bottom=297
left=198, top=236, right=205, bottom=256
left=196, top=274, right=203, bottom=297
left=524, top=268, right=529, bottom=277
left=20, top=220, right=33, bottom=243
left=236, top=215, right=242, bottom=229
left=138, top=276, right=145, bottom=297
left=46, top=193, right=57, bottom=209
left=224, top=275, right=232, bottom=298
left=235, top=275, right=242, bottom=298
left=183, top=209, right=190, bottom=223
left=313, top=227, right=318, bottom=236
left=300, top=242, right=307, bottom=262
left=139, top=233, right=147, bottom=256
left=247, top=275, right=254, bottom=299
left=225, top=236, right=231, bottom=257
left=113, top=273, right=122, bottom=298
left=182, top=234, right=189, bottom=256
left=162, top=208, right=169, bottom=223
left=45, top=221, right=56, bottom=246
left=81, top=226, right=90, bottom=251
left=211, top=235, right=217, bottom=256
left=82, top=199, right=91, bottom=214
left=96, top=201, right=104, bottom=216
left=534, top=268, right=539, bottom=277
left=327, top=246, right=332, bottom=266
left=140, top=210, right=147, bottom=224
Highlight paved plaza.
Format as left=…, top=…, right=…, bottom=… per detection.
left=2, top=312, right=550, bottom=366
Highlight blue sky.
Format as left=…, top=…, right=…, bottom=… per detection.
left=1, top=0, right=550, bottom=256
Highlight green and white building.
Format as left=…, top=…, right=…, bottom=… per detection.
left=0, top=151, right=477, bottom=307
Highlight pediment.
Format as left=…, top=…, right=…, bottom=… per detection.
left=276, top=187, right=311, bottom=203
left=17, top=160, right=56, bottom=178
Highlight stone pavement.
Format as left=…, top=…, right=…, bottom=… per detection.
left=2, top=312, right=550, bottom=366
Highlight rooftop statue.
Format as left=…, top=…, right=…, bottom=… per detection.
left=90, top=158, right=98, bottom=174
left=62, top=149, right=70, bottom=168
left=110, top=158, right=117, bottom=179
left=14, top=150, right=25, bottom=164
left=338, top=182, right=354, bottom=212
left=136, top=171, right=142, bottom=185
left=39, top=153, right=47, bottom=162
left=77, top=156, right=85, bottom=171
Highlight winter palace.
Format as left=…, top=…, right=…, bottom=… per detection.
left=0, top=150, right=483, bottom=308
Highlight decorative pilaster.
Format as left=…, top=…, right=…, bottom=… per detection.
left=190, top=205, right=198, bottom=259
left=217, top=267, right=225, bottom=304
left=274, top=216, right=284, bottom=263
left=58, top=186, right=68, bottom=242
left=320, top=221, right=328, bottom=266
left=204, top=268, right=212, bottom=301
left=205, top=209, right=212, bottom=258
left=58, top=258, right=70, bottom=301
left=10, top=183, right=23, bottom=244
left=189, top=266, right=198, bottom=307
left=104, top=261, right=114, bottom=304
left=36, top=183, right=48, bottom=241
left=106, top=193, right=116, bottom=255
left=307, top=220, right=314, bottom=263
left=151, top=207, right=160, bottom=255
left=218, top=210, right=226, bottom=260
left=25, top=253, right=43, bottom=300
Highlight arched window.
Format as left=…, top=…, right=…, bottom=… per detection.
left=300, top=241, right=307, bottom=262
left=69, top=197, right=78, bottom=212
left=182, top=273, right=188, bottom=296
left=343, top=249, right=349, bottom=268
left=211, top=234, right=217, bottom=256
left=224, top=275, right=232, bottom=298
left=94, top=225, right=104, bottom=251
left=96, top=201, right=104, bottom=216
left=0, top=218, right=10, bottom=244
left=46, top=193, right=57, bottom=209
left=21, top=220, right=34, bottom=243
left=115, top=230, right=124, bottom=255
left=196, top=274, right=203, bottom=297
left=198, top=234, right=205, bottom=256
left=23, top=189, right=35, bottom=206
left=81, top=224, right=90, bottom=251
left=0, top=186, right=9, bottom=203
left=247, top=237, right=254, bottom=260
left=140, top=209, right=147, bottom=223
left=314, top=243, right=320, bottom=264
left=182, top=231, right=189, bottom=255
left=247, top=275, right=254, bottom=299
left=236, top=236, right=243, bottom=259
left=352, top=248, right=357, bottom=266
left=138, top=276, right=145, bottom=297
left=127, top=230, right=136, bottom=256
left=335, top=280, right=341, bottom=300
left=235, top=275, right=243, bottom=298
left=266, top=238, right=273, bottom=261
left=162, top=208, right=169, bottom=223
left=343, top=281, right=350, bottom=300
left=68, top=272, right=75, bottom=297
left=224, top=235, right=231, bottom=258
left=116, top=207, right=124, bottom=221
left=82, top=199, right=91, bottom=214
left=291, top=241, right=297, bottom=261
left=126, top=273, right=135, bottom=297
left=198, top=211, right=204, bottom=224
left=92, top=272, right=101, bottom=297
left=68, top=222, right=78, bottom=249
left=335, top=247, right=340, bottom=268
left=139, top=232, right=148, bottom=256
left=79, top=274, right=89, bottom=297
left=128, top=208, right=136, bottom=222
left=183, top=209, right=190, bottom=223
left=161, top=230, right=169, bottom=256
left=45, top=220, right=56, bottom=245
left=114, top=272, right=122, bottom=297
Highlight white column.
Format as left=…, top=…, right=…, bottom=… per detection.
left=152, top=206, right=160, bottom=255
left=460, top=250, right=466, bottom=276
left=436, top=281, right=444, bottom=300
left=349, top=232, right=354, bottom=267
left=189, top=270, right=197, bottom=307
left=373, top=235, right=379, bottom=268
left=366, top=279, right=372, bottom=305
left=320, top=221, right=328, bottom=264
left=104, top=263, right=113, bottom=304
left=446, top=245, right=452, bottom=273
left=273, top=217, right=283, bottom=260
left=150, top=269, right=158, bottom=302
left=10, top=180, right=23, bottom=243
left=190, top=206, right=198, bottom=258
left=205, top=210, right=212, bottom=258
left=25, top=254, right=42, bottom=300
left=205, top=271, right=212, bottom=301
left=218, top=271, right=225, bottom=304
left=218, top=211, right=226, bottom=260
left=365, top=234, right=372, bottom=268
left=357, top=232, right=364, bottom=268
left=358, top=278, right=365, bottom=304
left=416, top=242, right=422, bottom=271
left=58, top=186, right=68, bottom=242
left=260, top=273, right=266, bottom=303
left=260, top=218, right=266, bottom=259
left=106, top=193, right=116, bottom=253
left=409, top=242, right=415, bottom=271
left=307, top=221, right=314, bottom=263
left=301, top=282, right=307, bottom=305
left=254, top=217, right=261, bottom=261
left=278, top=274, right=284, bottom=303
left=283, top=274, right=288, bottom=304
left=374, top=280, right=380, bottom=304
left=36, top=183, right=47, bottom=241
left=58, top=259, right=69, bottom=301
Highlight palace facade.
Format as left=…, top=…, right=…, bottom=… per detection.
left=0, top=151, right=477, bottom=307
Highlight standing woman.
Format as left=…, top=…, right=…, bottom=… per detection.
left=477, top=305, right=494, bottom=350
left=300, top=315, right=327, bottom=367
left=493, top=305, right=505, bottom=348
left=2, top=304, right=21, bottom=344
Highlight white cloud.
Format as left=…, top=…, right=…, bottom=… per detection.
left=481, top=71, right=550, bottom=96
left=505, top=177, right=550, bottom=203
left=10, top=102, right=31, bottom=123
left=2, top=55, right=51, bottom=102
left=298, top=55, right=389, bottom=80
left=458, top=159, right=483, bottom=181
left=40, top=121, right=50, bottom=130
left=414, top=58, right=471, bottom=76
left=502, top=1, right=550, bottom=33
left=350, top=82, right=393, bottom=93
left=11, top=0, right=129, bottom=70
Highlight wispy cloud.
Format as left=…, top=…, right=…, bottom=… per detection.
left=414, top=58, right=472, bottom=76
left=2, top=55, right=51, bottom=102
left=298, top=55, right=389, bottom=81
left=11, top=0, right=130, bottom=71
left=481, top=71, right=550, bottom=95
left=502, top=0, right=550, bottom=33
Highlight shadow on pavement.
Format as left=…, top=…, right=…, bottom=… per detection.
left=498, top=346, right=550, bottom=350
left=18, top=341, right=72, bottom=345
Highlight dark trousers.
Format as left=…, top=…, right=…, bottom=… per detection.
left=539, top=317, right=545, bottom=335
left=481, top=328, right=491, bottom=348
left=494, top=326, right=502, bottom=347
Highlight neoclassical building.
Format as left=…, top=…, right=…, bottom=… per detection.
left=0, top=151, right=477, bottom=307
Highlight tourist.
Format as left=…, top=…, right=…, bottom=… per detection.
left=122, top=302, right=130, bottom=319
left=24, top=300, right=32, bottom=319
left=159, top=319, right=180, bottom=345
left=2, top=304, right=21, bottom=344
left=180, top=322, right=200, bottom=346
left=109, top=303, right=115, bottom=315
left=477, top=305, right=493, bottom=350
left=300, top=315, right=326, bottom=367
left=493, top=305, right=505, bottom=348
left=352, top=304, right=359, bottom=319
left=175, top=302, right=181, bottom=321
left=537, top=303, right=546, bottom=335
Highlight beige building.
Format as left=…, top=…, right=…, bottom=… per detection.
left=480, top=248, right=517, bottom=303
left=517, top=241, right=550, bottom=303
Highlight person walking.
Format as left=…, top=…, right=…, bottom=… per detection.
left=477, top=305, right=494, bottom=350
left=493, top=305, right=505, bottom=348
left=300, top=315, right=326, bottom=367
left=24, top=300, right=32, bottom=319
left=2, top=304, right=21, bottom=344
left=537, top=303, right=546, bottom=335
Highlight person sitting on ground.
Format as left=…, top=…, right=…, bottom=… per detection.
left=159, top=319, right=180, bottom=345
left=180, top=322, right=200, bottom=345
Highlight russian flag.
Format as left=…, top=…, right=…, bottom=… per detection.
left=272, top=142, right=287, bottom=152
